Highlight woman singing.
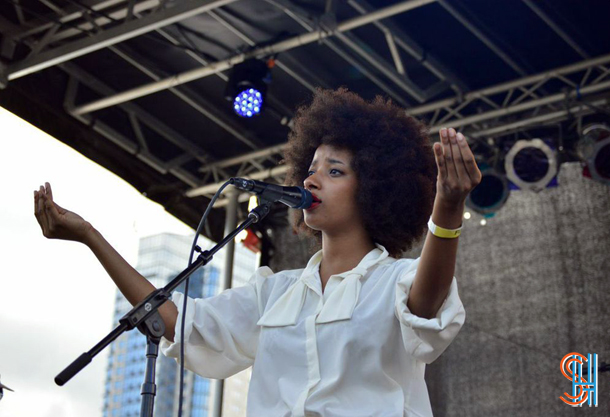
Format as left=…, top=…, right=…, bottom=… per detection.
left=34, top=87, right=481, bottom=416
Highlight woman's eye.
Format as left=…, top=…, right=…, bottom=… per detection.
left=307, top=169, right=342, bottom=176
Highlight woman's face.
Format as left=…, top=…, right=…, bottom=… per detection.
left=303, top=144, right=362, bottom=234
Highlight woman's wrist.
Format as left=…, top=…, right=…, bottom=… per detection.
left=431, top=198, right=464, bottom=229
left=80, top=222, right=97, bottom=246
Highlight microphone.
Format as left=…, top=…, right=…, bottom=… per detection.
left=230, top=178, right=313, bottom=209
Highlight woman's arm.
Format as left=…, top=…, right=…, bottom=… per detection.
left=83, top=226, right=178, bottom=341
left=407, top=127, right=482, bottom=319
left=34, top=182, right=178, bottom=341
left=408, top=199, right=463, bottom=319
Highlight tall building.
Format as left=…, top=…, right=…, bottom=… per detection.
left=103, top=233, right=259, bottom=417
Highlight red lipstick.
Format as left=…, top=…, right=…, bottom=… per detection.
left=306, top=193, right=322, bottom=211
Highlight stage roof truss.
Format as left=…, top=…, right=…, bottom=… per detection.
left=1, top=0, right=609, bottom=230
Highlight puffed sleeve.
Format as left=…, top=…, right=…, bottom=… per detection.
left=394, top=257, right=465, bottom=364
left=159, top=266, right=275, bottom=379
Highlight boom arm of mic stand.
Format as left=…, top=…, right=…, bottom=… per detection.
left=55, top=201, right=273, bottom=386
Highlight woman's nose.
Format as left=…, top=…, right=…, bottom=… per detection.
left=304, top=173, right=319, bottom=190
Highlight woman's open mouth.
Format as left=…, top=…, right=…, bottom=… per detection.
left=306, top=201, right=321, bottom=211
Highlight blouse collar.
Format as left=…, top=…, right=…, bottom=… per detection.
left=257, top=243, right=390, bottom=327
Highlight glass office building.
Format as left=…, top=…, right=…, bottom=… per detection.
left=103, top=233, right=259, bottom=417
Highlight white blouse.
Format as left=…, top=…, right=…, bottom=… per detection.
left=160, top=242, right=465, bottom=417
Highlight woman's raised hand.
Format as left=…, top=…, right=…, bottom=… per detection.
left=432, top=128, right=482, bottom=208
left=34, top=182, right=92, bottom=243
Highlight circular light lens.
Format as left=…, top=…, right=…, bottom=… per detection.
left=233, top=88, right=264, bottom=117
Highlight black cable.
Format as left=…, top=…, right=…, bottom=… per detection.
left=178, top=179, right=232, bottom=417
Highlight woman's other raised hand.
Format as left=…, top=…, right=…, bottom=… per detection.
left=432, top=128, right=482, bottom=209
left=34, top=182, right=92, bottom=243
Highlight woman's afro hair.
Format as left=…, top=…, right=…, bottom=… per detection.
left=282, top=87, right=438, bottom=258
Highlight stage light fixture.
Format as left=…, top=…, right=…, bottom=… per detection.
left=225, top=58, right=272, bottom=118
left=465, top=164, right=510, bottom=218
left=578, top=123, right=610, bottom=186
left=504, top=138, right=559, bottom=192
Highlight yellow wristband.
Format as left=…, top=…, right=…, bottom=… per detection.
left=428, top=217, right=462, bottom=238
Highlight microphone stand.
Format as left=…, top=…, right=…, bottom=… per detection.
left=55, top=201, right=273, bottom=417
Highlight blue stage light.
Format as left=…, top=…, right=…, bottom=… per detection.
left=233, top=88, right=263, bottom=118
left=225, top=59, right=271, bottom=118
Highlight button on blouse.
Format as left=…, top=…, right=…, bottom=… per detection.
left=160, top=242, right=465, bottom=417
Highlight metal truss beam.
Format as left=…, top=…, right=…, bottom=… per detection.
left=264, top=0, right=411, bottom=107
left=108, top=43, right=270, bottom=153
left=6, top=0, right=131, bottom=40
left=17, top=0, right=325, bottom=107
left=205, top=8, right=329, bottom=93
left=63, top=75, right=200, bottom=187
left=61, top=62, right=232, bottom=182
left=4, top=2, right=263, bottom=180
left=425, top=79, right=610, bottom=132
left=5, top=0, right=238, bottom=80
left=346, top=0, right=469, bottom=94
left=408, top=54, right=610, bottom=115
left=45, top=0, right=162, bottom=44
left=521, top=0, right=590, bottom=60
left=7, top=0, right=292, bottom=167
left=437, top=0, right=528, bottom=77
left=4, top=0, right=311, bottom=198
left=43, top=1, right=294, bottom=136
left=407, top=54, right=610, bottom=129
left=469, top=97, right=609, bottom=138
left=199, top=143, right=286, bottom=172
left=70, top=0, right=437, bottom=115
left=184, top=55, right=610, bottom=197
left=266, top=0, right=430, bottom=102
left=192, top=96, right=610, bottom=199
left=333, top=31, right=427, bottom=102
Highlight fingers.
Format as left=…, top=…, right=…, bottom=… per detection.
left=34, top=183, right=59, bottom=236
left=448, top=128, right=470, bottom=182
left=37, top=185, right=46, bottom=216
left=46, top=182, right=53, bottom=202
left=43, top=181, right=65, bottom=215
left=34, top=189, right=38, bottom=216
left=438, top=128, right=457, bottom=179
left=433, top=141, right=447, bottom=181
left=456, top=132, right=481, bottom=184
left=34, top=186, right=48, bottom=235
left=438, top=128, right=478, bottom=185
left=41, top=185, right=54, bottom=231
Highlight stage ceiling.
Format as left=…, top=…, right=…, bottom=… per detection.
left=1, top=0, right=609, bottom=256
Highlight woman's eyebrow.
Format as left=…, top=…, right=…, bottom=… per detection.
left=309, top=157, right=346, bottom=168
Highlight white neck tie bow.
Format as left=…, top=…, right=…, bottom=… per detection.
left=257, top=245, right=390, bottom=327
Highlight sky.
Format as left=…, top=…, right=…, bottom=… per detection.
left=0, top=106, right=198, bottom=417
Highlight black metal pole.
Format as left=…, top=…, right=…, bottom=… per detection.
left=140, top=337, right=159, bottom=417
left=137, top=309, right=165, bottom=417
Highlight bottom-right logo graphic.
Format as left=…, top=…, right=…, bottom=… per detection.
left=560, top=352, right=598, bottom=407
